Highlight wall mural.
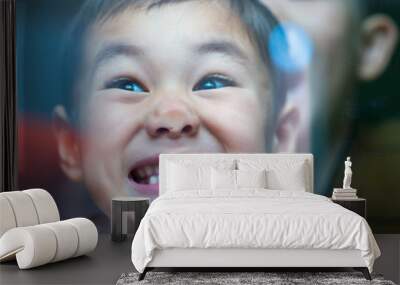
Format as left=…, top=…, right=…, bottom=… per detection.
left=17, top=0, right=400, bottom=232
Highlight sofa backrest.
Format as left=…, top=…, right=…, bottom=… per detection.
left=0, top=189, right=60, bottom=237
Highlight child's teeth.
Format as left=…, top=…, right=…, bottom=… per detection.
left=149, top=175, right=158, bottom=185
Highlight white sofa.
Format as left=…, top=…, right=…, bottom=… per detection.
left=0, top=189, right=98, bottom=269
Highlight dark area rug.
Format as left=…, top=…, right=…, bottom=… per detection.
left=116, top=271, right=396, bottom=285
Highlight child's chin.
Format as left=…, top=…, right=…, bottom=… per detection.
left=127, top=179, right=159, bottom=196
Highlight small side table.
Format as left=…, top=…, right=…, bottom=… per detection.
left=111, top=197, right=150, bottom=242
left=331, top=198, right=366, bottom=218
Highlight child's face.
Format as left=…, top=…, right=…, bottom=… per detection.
left=72, top=1, right=273, bottom=215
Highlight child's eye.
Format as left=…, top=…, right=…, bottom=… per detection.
left=104, top=78, right=148, bottom=93
left=193, top=74, right=236, bottom=91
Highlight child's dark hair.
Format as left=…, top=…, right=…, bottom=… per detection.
left=61, top=0, right=285, bottom=133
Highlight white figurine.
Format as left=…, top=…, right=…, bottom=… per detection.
left=343, top=157, right=353, bottom=189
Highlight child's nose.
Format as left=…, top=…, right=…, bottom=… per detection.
left=145, top=99, right=200, bottom=139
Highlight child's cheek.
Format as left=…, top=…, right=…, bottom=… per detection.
left=195, top=89, right=267, bottom=153
left=77, top=94, right=150, bottom=215
left=80, top=93, right=146, bottom=154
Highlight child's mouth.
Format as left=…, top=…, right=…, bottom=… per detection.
left=128, top=156, right=159, bottom=195
left=129, top=163, right=159, bottom=185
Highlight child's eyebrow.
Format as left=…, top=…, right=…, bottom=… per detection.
left=195, top=40, right=249, bottom=62
left=93, top=43, right=145, bottom=71
left=92, top=40, right=249, bottom=72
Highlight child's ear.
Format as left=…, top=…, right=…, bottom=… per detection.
left=272, top=104, right=300, bottom=153
left=52, top=105, right=83, bottom=182
left=358, top=14, right=398, bottom=80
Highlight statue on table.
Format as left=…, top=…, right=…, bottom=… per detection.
left=342, top=157, right=353, bottom=189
